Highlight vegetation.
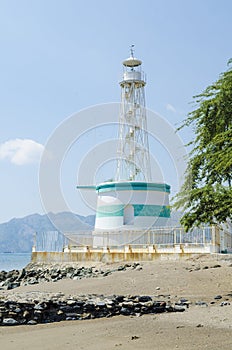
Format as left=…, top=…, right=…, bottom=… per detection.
left=174, top=59, right=232, bottom=230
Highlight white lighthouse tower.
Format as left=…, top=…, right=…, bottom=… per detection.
left=77, top=48, right=171, bottom=246
left=116, top=46, right=151, bottom=182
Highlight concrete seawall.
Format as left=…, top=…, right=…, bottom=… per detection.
left=31, top=250, right=214, bottom=263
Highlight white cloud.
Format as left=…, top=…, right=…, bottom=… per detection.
left=166, top=104, right=176, bottom=113
left=0, top=139, right=44, bottom=165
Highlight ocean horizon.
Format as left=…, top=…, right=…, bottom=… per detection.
left=0, top=252, right=31, bottom=272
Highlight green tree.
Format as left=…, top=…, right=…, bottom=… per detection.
left=174, top=59, right=232, bottom=230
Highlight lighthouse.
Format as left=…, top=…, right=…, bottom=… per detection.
left=77, top=48, right=171, bottom=246
left=115, top=46, right=151, bottom=182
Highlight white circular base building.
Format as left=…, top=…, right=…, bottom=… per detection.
left=93, top=181, right=170, bottom=246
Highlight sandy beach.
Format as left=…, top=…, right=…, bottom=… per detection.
left=1, top=254, right=232, bottom=350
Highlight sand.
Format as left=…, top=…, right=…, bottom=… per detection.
left=1, top=254, right=232, bottom=350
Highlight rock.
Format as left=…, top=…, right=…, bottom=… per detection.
left=23, top=310, right=31, bottom=318
left=165, top=305, right=174, bottom=312
left=17, top=268, right=26, bottom=281
left=214, top=295, right=222, bottom=300
left=132, top=263, right=140, bottom=269
left=179, top=298, right=188, bottom=303
left=114, top=295, right=124, bottom=302
left=174, top=305, right=186, bottom=312
left=76, top=300, right=85, bottom=307
left=120, top=307, right=131, bottom=315
left=57, top=310, right=64, bottom=315
left=103, top=270, right=111, bottom=277
left=65, top=313, right=78, bottom=319
left=96, top=301, right=106, bottom=308
left=34, top=303, right=47, bottom=310
left=84, top=302, right=95, bottom=312
left=117, top=265, right=126, bottom=271
left=195, top=301, right=208, bottom=307
left=131, top=336, right=140, bottom=340
left=27, top=277, right=38, bottom=285
left=220, top=301, right=230, bottom=306
left=14, top=307, right=22, bottom=313
left=176, top=299, right=190, bottom=308
left=72, top=276, right=80, bottom=281
left=3, top=282, right=14, bottom=290
left=122, top=301, right=134, bottom=308
left=2, top=318, right=18, bottom=325
left=82, top=313, right=91, bottom=320
left=153, top=302, right=166, bottom=313
left=138, top=296, right=152, bottom=303
left=27, top=320, right=37, bottom=325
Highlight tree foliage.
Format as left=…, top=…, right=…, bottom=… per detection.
left=174, top=60, right=232, bottom=230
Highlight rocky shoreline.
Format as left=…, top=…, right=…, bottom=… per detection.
left=0, top=262, right=142, bottom=290
left=0, top=292, right=187, bottom=326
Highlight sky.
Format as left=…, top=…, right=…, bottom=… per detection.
left=0, top=0, right=231, bottom=223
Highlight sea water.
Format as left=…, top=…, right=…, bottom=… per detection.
left=0, top=253, right=31, bottom=272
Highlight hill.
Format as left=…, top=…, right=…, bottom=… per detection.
left=0, top=212, right=95, bottom=253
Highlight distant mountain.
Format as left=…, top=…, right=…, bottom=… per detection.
left=0, top=212, right=95, bottom=253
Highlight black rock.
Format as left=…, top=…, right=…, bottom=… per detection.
left=138, top=296, right=152, bottom=303
left=117, top=265, right=126, bottom=271
left=220, top=301, right=230, bottom=306
left=214, top=295, right=222, bottom=300
left=17, top=268, right=26, bottom=281
left=120, top=307, right=131, bottom=315
left=114, top=295, right=124, bottom=302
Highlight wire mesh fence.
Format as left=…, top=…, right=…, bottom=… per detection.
left=35, top=231, right=68, bottom=252
left=34, top=226, right=232, bottom=252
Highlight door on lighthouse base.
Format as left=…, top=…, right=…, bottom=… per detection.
left=123, top=204, right=134, bottom=225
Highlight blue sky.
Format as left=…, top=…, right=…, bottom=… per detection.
left=0, top=0, right=231, bottom=223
